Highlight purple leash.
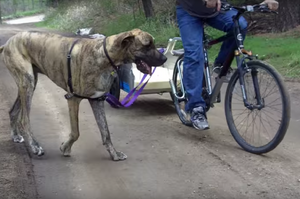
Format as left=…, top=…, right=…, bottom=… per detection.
left=105, top=67, right=157, bottom=108
left=104, top=48, right=165, bottom=108
left=65, top=37, right=164, bottom=106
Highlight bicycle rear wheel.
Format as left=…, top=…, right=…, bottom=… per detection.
left=225, top=60, right=290, bottom=154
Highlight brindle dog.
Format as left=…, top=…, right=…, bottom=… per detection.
left=0, top=29, right=167, bottom=161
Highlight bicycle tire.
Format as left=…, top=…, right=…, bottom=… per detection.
left=225, top=60, right=291, bottom=154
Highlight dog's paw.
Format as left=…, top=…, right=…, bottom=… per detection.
left=112, top=151, right=127, bottom=161
left=31, top=145, right=44, bottom=156
left=60, top=142, right=71, bottom=157
left=11, top=134, right=24, bottom=143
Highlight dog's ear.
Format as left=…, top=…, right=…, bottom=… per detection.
left=114, top=32, right=135, bottom=49
left=121, top=35, right=135, bottom=49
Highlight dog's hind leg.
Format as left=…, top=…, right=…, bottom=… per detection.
left=8, top=64, right=44, bottom=156
left=9, top=95, right=24, bottom=143
left=9, top=69, right=38, bottom=143
left=89, top=99, right=127, bottom=161
left=60, top=98, right=82, bottom=156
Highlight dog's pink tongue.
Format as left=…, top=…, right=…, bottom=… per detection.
left=138, top=60, right=152, bottom=75
left=148, top=66, right=152, bottom=75
left=143, top=61, right=152, bottom=75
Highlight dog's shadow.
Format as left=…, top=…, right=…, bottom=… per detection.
left=107, top=95, right=176, bottom=117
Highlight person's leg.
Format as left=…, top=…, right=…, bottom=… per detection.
left=176, top=5, right=209, bottom=130
left=206, top=10, right=248, bottom=77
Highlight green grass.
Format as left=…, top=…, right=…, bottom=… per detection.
left=100, top=13, right=180, bottom=48
left=206, top=31, right=300, bottom=78
left=245, top=35, right=300, bottom=78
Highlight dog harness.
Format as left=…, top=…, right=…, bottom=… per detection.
left=65, top=37, right=162, bottom=108
left=65, top=39, right=106, bottom=101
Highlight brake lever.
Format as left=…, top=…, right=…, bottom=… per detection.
left=220, top=3, right=232, bottom=11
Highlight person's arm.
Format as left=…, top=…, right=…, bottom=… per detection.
left=205, top=0, right=221, bottom=11
left=261, top=0, right=279, bottom=11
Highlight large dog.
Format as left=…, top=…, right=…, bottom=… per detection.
left=0, top=29, right=167, bottom=161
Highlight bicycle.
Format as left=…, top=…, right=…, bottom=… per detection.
left=169, top=3, right=291, bottom=154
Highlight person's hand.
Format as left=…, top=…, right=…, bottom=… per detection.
left=261, top=0, right=279, bottom=11
left=205, top=0, right=221, bottom=11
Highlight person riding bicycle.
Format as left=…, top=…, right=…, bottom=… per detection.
left=175, top=0, right=279, bottom=130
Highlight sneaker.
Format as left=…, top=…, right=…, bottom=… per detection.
left=212, top=63, right=233, bottom=83
left=190, top=106, right=210, bottom=130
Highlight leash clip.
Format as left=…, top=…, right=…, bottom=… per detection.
left=94, top=95, right=107, bottom=101
left=64, top=93, right=74, bottom=99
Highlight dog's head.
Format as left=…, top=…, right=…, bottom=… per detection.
left=110, top=29, right=167, bottom=74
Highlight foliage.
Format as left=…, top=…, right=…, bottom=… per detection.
left=1, top=0, right=46, bottom=16
left=3, top=0, right=300, bottom=78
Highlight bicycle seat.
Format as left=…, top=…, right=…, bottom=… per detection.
left=172, top=49, right=184, bottom=56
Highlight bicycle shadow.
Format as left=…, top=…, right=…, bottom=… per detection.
left=172, top=123, right=286, bottom=161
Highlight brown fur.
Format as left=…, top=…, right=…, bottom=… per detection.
left=0, top=29, right=167, bottom=160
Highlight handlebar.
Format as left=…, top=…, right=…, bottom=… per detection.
left=165, top=2, right=278, bottom=56
left=220, top=2, right=278, bottom=14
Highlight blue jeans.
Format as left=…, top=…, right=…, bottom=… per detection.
left=176, top=5, right=248, bottom=112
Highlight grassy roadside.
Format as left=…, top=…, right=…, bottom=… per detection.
left=2, top=9, right=44, bottom=20
left=207, top=27, right=300, bottom=79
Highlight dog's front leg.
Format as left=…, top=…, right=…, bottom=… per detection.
left=60, top=98, right=82, bottom=156
left=89, top=99, right=127, bottom=161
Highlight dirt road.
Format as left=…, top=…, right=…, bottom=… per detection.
left=1, top=23, right=300, bottom=199
left=3, top=14, right=45, bottom=24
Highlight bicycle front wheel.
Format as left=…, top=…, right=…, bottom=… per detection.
left=225, top=60, right=291, bottom=154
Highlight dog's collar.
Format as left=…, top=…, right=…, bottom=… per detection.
left=103, top=37, right=119, bottom=71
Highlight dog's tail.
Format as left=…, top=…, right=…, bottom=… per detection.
left=0, top=45, right=4, bottom=53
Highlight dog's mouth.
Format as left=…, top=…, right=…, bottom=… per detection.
left=135, top=59, right=152, bottom=75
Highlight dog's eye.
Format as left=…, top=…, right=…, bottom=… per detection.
left=146, top=41, right=153, bottom=48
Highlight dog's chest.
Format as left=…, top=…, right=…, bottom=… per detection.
left=94, top=69, right=117, bottom=92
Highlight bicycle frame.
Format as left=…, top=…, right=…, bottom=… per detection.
left=206, top=12, right=245, bottom=107
left=207, top=11, right=264, bottom=110
left=170, top=5, right=266, bottom=110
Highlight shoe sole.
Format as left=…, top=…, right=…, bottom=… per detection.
left=192, top=123, right=210, bottom=130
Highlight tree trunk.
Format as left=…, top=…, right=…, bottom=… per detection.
left=0, top=2, right=2, bottom=24
left=39, top=0, right=43, bottom=8
left=275, top=0, right=300, bottom=32
left=13, top=0, right=17, bottom=14
left=22, top=0, right=26, bottom=11
left=241, top=0, right=300, bottom=34
left=141, top=0, right=154, bottom=18
left=50, top=0, right=58, bottom=7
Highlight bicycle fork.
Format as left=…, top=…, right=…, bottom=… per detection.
left=237, top=56, right=265, bottom=110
